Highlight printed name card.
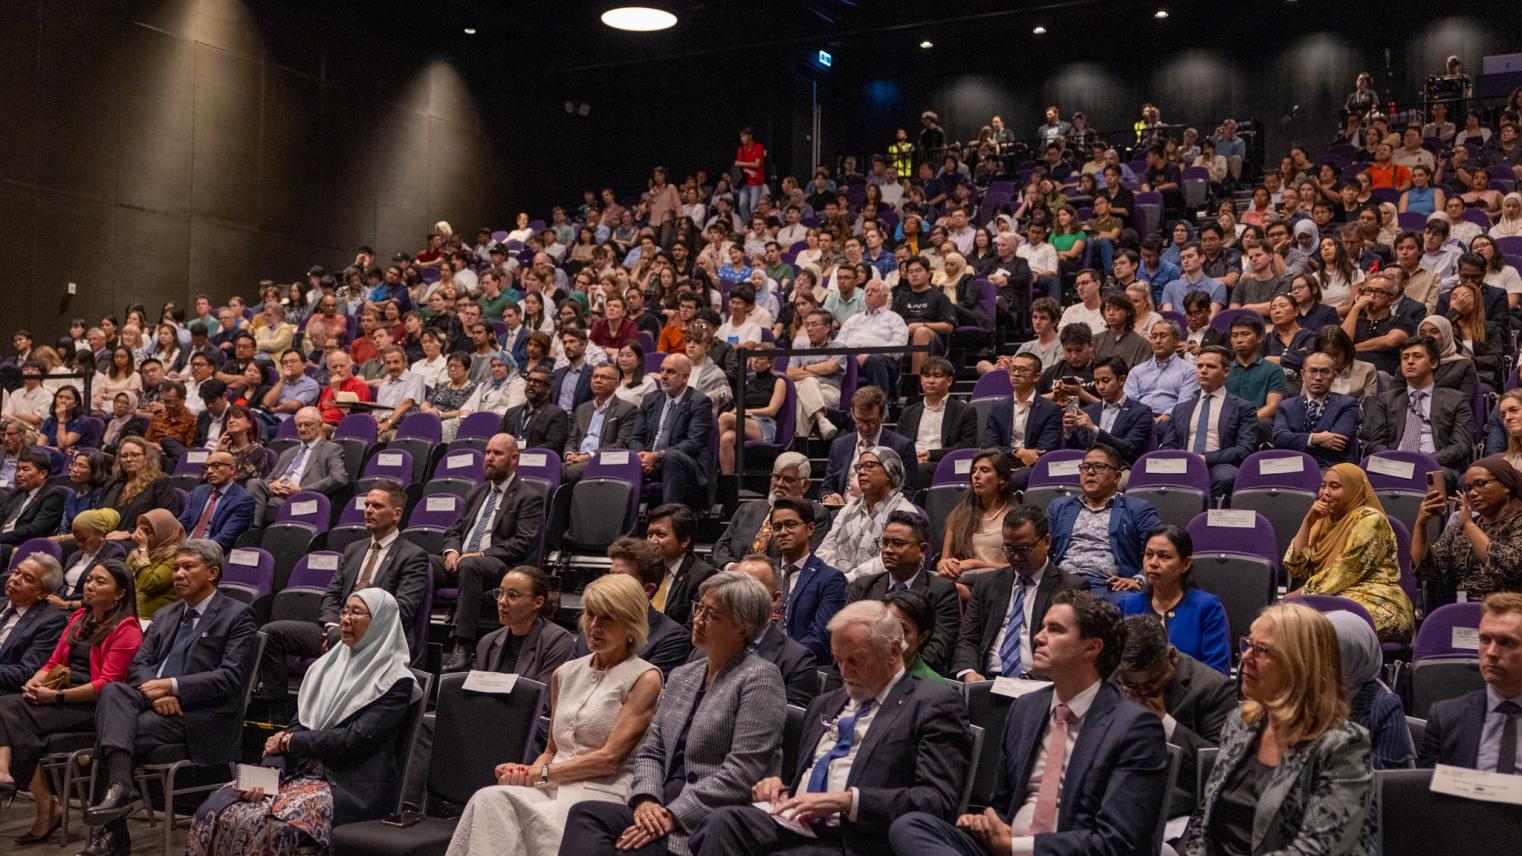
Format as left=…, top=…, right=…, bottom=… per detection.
left=308, top=553, right=340, bottom=571
left=446, top=454, right=472, bottom=469
left=1258, top=456, right=1305, bottom=475
left=1207, top=510, right=1257, bottom=529
left=229, top=549, right=259, bottom=566
left=462, top=671, right=519, bottom=694
left=426, top=496, right=457, bottom=512
left=355, top=496, right=366, bottom=509
left=1047, top=460, right=1082, bottom=477
left=991, top=677, right=1049, bottom=699
left=186, top=450, right=210, bottom=464
left=954, top=458, right=972, bottom=475
left=1430, top=763, right=1522, bottom=805
left=520, top=452, right=548, bottom=468
left=1144, top=457, right=1188, bottom=474
left=290, top=500, right=318, bottom=516
left=377, top=451, right=403, bottom=466
left=1365, top=456, right=1416, bottom=480
left=601, top=450, right=631, bottom=466
left=1452, top=626, right=1480, bottom=651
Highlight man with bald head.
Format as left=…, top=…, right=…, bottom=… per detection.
left=441, top=433, right=547, bottom=671
left=630, top=352, right=714, bottom=505
left=176, top=450, right=255, bottom=552
left=244, top=406, right=348, bottom=527
left=316, top=350, right=371, bottom=428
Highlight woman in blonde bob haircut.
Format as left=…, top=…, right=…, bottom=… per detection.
left=578, top=572, right=651, bottom=654
left=1241, top=602, right=1347, bottom=745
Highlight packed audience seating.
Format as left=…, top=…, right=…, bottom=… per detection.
left=3, top=87, right=1522, bottom=855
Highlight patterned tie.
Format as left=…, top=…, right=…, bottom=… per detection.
left=806, top=700, right=875, bottom=793
left=998, top=576, right=1032, bottom=677
left=1399, top=391, right=1426, bottom=452
left=1498, top=701, right=1520, bottom=775
left=190, top=489, right=221, bottom=539
left=355, top=542, right=382, bottom=590
left=1304, top=397, right=1325, bottom=431
left=283, top=444, right=309, bottom=481
left=750, top=516, right=775, bottom=553
left=1028, top=704, right=1076, bottom=834
left=1192, top=392, right=1213, bottom=455
left=464, top=487, right=502, bottom=553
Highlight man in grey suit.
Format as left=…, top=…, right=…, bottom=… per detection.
left=549, top=364, right=638, bottom=541
left=692, top=599, right=972, bottom=856
left=846, top=511, right=960, bottom=675
left=711, top=452, right=832, bottom=570
left=692, top=557, right=817, bottom=708
left=442, top=433, right=546, bottom=671
left=1361, top=336, right=1473, bottom=488
left=255, top=479, right=429, bottom=708
left=245, top=406, right=348, bottom=527
left=1116, top=615, right=1236, bottom=816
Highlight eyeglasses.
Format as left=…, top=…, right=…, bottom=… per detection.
left=771, top=519, right=806, bottom=531
left=205, top=461, right=234, bottom=469
left=854, top=461, right=883, bottom=473
left=1078, top=462, right=1118, bottom=474
left=487, top=588, right=527, bottom=602
left=1001, top=541, right=1043, bottom=558
left=339, top=607, right=372, bottom=619
left=689, top=601, right=724, bottom=624
left=1466, top=477, right=1500, bottom=492
left=1238, top=637, right=1276, bottom=660
left=1302, top=367, right=1335, bottom=376
left=880, top=537, right=917, bottom=549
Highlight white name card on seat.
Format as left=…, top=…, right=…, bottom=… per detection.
left=520, top=452, right=548, bottom=468
left=308, top=554, right=340, bottom=571
left=1144, top=457, right=1188, bottom=474
left=1452, top=626, right=1480, bottom=651
left=355, top=496, right=366, bottom=509
left=462, top=671, right=519, bottom=695
left=601, top=450, right=631, bottom=465
left=290, top=500, right=318, bottom=516
left=1365, top=456, right=1416, bottom=480
left=954, top=458, right=972, bottom=475
left=991, top=677, right=1049, bottom=699
left=426, top=496, right=457, bottom=512
left=1207, top=509, right=1257, bottom=529
left=377, top=451, right=403, bottom=466
left=1259, top=457, right=1305, bottom=475
left=1047, top=460, right=1082, bottom=477
left=1431, top=763, right=1522, bottom=806
left=446, top=454, right=472, bottom=469
left=229, top=548, right=259, bottom=566
left=186, top=450, right=210, bottom=464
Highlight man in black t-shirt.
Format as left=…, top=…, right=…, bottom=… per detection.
left=1097, top=164, right=1137, bottom=227
left=1142, top=144, right=1183, bottom=216
left=891, top=256, right=955, bottom=376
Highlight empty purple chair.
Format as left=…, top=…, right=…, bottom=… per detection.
left=1209, top=308, right=1261, bottom=335
left=1397, top=212, right=1428, bottom=231
left=358, top=448, right=413, bottom=489
left=274, top=491, right=331, bottom=532
left=1185, top=509, right=1279, bottom=646
left=1411, top=602, right=1485, bottom=716
left=395, top=412, right=442, bottom=444
left=402, top=493, right=464, bottom=557
left=971, top=372, right=1012, bottom=399
left=1128, top=451, right=1211, bottom=527
left=268, top=551, right=342, bottom=624
left=221, top=546, right=275, bottom=609
left=456, top=411, right=501, bottom=443
left=932, top=449, right=982, bottom=487
left=1361, top=450, right=1438, bottom=535
left=173, top=449, right=211, bottom=477
left=1232, top=450, right=1320, bottom=561
left=7, top=537, right=62, bottom=571
left=1020, top=449, right=1086, bottom=508
left=430, top=447, right=485, bottom=482
left=568, top=450, right=642, bottom=547
left=516, top=448, right=563, bottom=494
left=1462, top=208, right=1491, bottom=228
left=325, top=495, right=370, bottom=554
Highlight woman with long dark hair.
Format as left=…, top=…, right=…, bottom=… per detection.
left=40, top=385, right=88, bottom=452
left=613, top=342, right=656, bottom=407
left=937, top=450, right=1017, bottom=591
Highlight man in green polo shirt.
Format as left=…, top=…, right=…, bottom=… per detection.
left=1224, top=313, right=1287, bottom=443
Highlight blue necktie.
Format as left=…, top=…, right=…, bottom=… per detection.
left=158, top=610, right=199, bottom=679
left=1192, top=392, right=1213, bottom=455
left=654, top=398, right=679, bottom=451
left=806, top=699, right=875, bottom=793
left=998, top=577, right=1031, bottom=677
left=283, top=444, right=309, bottom=479
left=1304, top=397, right=1325, bottom=431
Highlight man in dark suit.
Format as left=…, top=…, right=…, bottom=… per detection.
left=711, top=452, right=832, bottom=570
left=442, top=434, right=546, bottom=671
left=82, top=539, right=260, bottom=855
left=189, top=380, right=231, bottom=447
left=1271, top=351, right=1361, bottom=471
left=175, top=450, right=255, bottom=553
left=246, top=406, right=348, bottom=527
left=630, top=352, right=714, bottom=505
left=820, top=385, right=918, bottom=501
left=693, top=599, right=972, bottom=856
left=547, top=364, right=639, bottom=541
left=1157, top=345, right=1259, bottom=503
left=897, top=357, right=980, bottom=487
left=980, top=352, right=1063, bottom=493
left=953, top=505, right=1081, bottom=681
left=550, top=327, right=595, bottom=414
left=1420, top=592, right=1522, bottom=772
left=0, top=553, right=69, bottom=693
left=847, top=511, right=960, bottom=675
left=891, top=590, right=1170, bottom=856
left=691, top=558, right=818, bottom=707
left=500, top=364, right=571, bottom=453
left=646, top=504, right=716, bottom=629
left=1061, top=356, right=1153, bottom=466
left=0, top=449, right=63, bottom=568
left=1116, top=615, right=1236, bottom=816
left=773, top=498, right=846, bottom=661
left=571, top=537, right=692, bottom=677
left=257, top=479, right=429, bottom=704
left=1362, top=336, right=1474, bottom=488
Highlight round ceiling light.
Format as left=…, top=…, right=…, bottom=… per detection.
left=601, top=7, right=678, bottom=31
left=1032, top=25, right=1047, bottom=34
left=1154, top=9, right=1170, bottom=18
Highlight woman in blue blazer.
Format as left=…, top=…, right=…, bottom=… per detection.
left=1119, top=525, right=1232, bottom=673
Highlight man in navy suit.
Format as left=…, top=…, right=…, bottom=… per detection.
left=1158, top=346, right=1258, bottom=503
left=630, top=352, right=714, bottom=505
left=1271, top=351, right=1360, bottom=471
left=0, top=449, right=65, bottom=569
left=550, top=327, right=595, bottom=414
left=891, top=590, right=1169, bottom=856
left=1420, top=592, right=1522, bottom=772
left=1061, top=357, right=1153, bottom=466
left=175, top=450, right=255, bottom=553
left=0, top=553, right=68, bottom=693
left=572, top=537, right=693, bottom=677
left=83, top=539, right=260, bottom=854
left=692, top=599, right=972, bottom=856
left=771, top=497, right=846, bottom=660
left=980, top=352, right=1063, bottom=492
left=821, top=385, right=918, bottom=501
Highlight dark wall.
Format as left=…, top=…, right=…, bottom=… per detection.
left=0, top=0, right=508, bottom=337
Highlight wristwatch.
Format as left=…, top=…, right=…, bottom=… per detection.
left=538, top=764, right=551, bottom=785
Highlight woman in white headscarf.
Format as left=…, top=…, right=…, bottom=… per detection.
left=1325, top=610, right=1415, bottom=769
left=1490, top=191, right=1522, bottom=238
left=187, top=589, right=418, bottom=856
left=1412, top=315, right=1479, bottom=399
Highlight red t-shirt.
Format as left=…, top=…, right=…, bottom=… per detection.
left=737, top=143, right=766, bottom=186
left=318, top=376, right=372, bottom=424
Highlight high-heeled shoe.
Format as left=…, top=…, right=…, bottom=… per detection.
left=14, top=815, right=63, bottom=845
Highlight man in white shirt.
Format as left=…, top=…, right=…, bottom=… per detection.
left=1057, top=269, right=1106, bottom=335
left=373, top=346, right=424, bottom=442
left=1, top=364, right=52, bottom=429
left=945, top=207, right=977, bottom=256
left=777, top=206, right=808, bottom=246
left=836, top=279, right=909, bottom=395
left=1016, top=220, right=1061, bottom=304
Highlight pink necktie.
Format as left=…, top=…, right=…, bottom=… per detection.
left=1029, top=704, right=1075, bottom=835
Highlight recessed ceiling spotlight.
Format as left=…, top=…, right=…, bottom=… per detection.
left=1155, top=9, right=1170, bottom=18
left=1032, top=25, right=1047, bottom=34
left=600, top=7, right=678, bottom=31
left=463, top=27, right=477, bottom=35
left=919, top=40, right=934, bottom=49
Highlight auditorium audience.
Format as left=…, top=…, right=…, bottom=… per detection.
left=52, top=509, right=121, bottom=611
left=1060, top=356, right=1153, bottom=465
left=1414, top=456, right=1522, bottom=601
left=246, top=406, right=347, bottom=528
left=1119, top=525, right=1233, bottom=674
left=176, top=450, right=255, bottom=552
left=1361, top=336, right=1473, bottom=488
left=847, top=510, right=961, bottom=674
left=0, top=554, right=68, bottom=695
left=1048, top=444, right=1161, bottom=597
left=897, top=357, right=979, bottom=486
left=710, top=558, right=819, bottom=707
left=1325, top=609, right=1415, bottom=770
left=710, top=452, right=831, bottom=570
left=0, top=449, right=64, bottom=568
left=1271, top=351, right=1361, bottom=471
left=1419, top=592, right=1522, bottom=772
left=820, top=385, right=918, bottom=502
left=1158, top=345, right=1260, bottom=502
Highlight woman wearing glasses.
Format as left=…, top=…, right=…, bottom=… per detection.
left=816, top=446, right=918, bottom=581
left=1181, top=603, right=1374, bottom=856
left=1119, top=526, right=1233, bottom=674
left=1413, top=456, right=1522, bottom=601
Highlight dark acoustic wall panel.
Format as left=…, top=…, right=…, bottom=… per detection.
left=0, top=0, right=41, bottom=187
left=116, top=25, right=197, bottom=217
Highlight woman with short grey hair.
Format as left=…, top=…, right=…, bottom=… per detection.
left=696, top=572, right=774, bottom=639
left=816, top=446, right=919, bottom=582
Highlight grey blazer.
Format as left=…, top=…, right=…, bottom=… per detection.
left=1361, top=386, right=1473, bottom=471
left=630, top=650, right=785, bottom=856
left=709, top=498, right=833, bottom=569
left=271, top=439, right=348, bottom=495
left=474, top=616, right=575, bottom=688
left=565, top=396, right=638, bottom=455
left=1156, top=652, right=1237, bottom=816
left=1181, top=711, right=1375, bottom=856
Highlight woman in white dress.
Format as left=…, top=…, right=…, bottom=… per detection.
left=444, top=573, right=662, bottom=856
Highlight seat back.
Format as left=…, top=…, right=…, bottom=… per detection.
left=1021, top=448, right=1085, bottom=508
left=744, top=375, right=797, bottom=453
left=567, top=480, right=635, bottom=551
left=173, top=448, right=211, bottom=477
left=6, top=536, right=62, bottom=571
left=394, top=412, right=442, bottom=443
left=971, top=372, right=1012, bottom=399
left=1208, top=307, right=1261, bottom=335
left=1196, top=746, right=1218, bottom=806
left=782, top=704, right=807, bottom=783
left=427, top=673, right=547, bottom=808
left=274, top=490, right=331, bottom=532
left=360, top=448, right=414, bottom=486
left=431, top=447, right=485, bottom=481
left=258, top=524, right=318, bottom=592
left=407, top=492, right=465, bottom=530
left=384, top=438, right=434, bottom=484
left=961, top=681, right=1015, bottom=809
left=1362, top=451, right=1439, bottom=533
left=582, top=449, right=643, bottom=526
left=1295, top=594, right=1377, bottom=630
left=1189, top=551, right=1275, bottom=648
left=1232, top=450, right=1320, bottom=561
left=1386, top=517, right=1420, bottom=605
left=516, top=449, right=563, bottom=494
left=456, top=411, right=502, bottom=442
left=392, top=669, right=434, bottom=815
left=1156, top=745, right=1183, bottom=853
left=960, top=725, right=985, bottom=815
left=1413, top=602, right=1484, bottom=661
left=1127, top=451, right=1211, bottom=527
left=932, top=449, right=981, bottom=486
left=1378, top=768, right=1522, bottom=856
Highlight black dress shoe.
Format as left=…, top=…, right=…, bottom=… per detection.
left=74, top=824, right=129, bottom=856
left=83, top=783, right=141, bottom=826
left=441, top=643, right=473, bottom=672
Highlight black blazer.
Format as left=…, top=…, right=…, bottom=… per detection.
left=572, top=604, right=692, bottom=679
left=1157, top=652, right=1237, bottom=816
left=629, top=386, right=714, bottom=475
left=792, top=677, right=972, bottom=854
left=895, top=398, right=980, bottom=461
left=1361, top=385, right=1473, bottom=471
left=125, top=593, right=259, bottom=766
left=279, top=678, right=414, bottom=826
left=0, top=484, right=65, bottom=547
left=1063, top=396, right=1154, bottom=464
left=1419, top=689, right=1487, bottom=769
left=688, top=621, right=818, bottom=708
left=1158, top=389, right=1259, bottom=467
left=474, top=616, right=575, bottom=688
left=1271, top=394, right=1361, bottom=470
left=0, top=603, right=68, bottom=692
left=847, top=569, right=961, bottom=675
left=980, top=394, right=1064, bottom=452
left=951, top=563, right=1080, bottom=677
left=191, top=410, right=226, bottom=448
left=442, top=477, right=546, bottom=569
left=499, top=402, right=570, bottom=453
left=660, top=553, right=718, bottom=628
left=102, top=477, right=183, bottom=532
left=319, top=536, right=431, bottom=636
left=821, top=429, right=919, bottom=498
left=710, top=499, right=833, bottom=570
left=550, top=362, right=595, bottom=413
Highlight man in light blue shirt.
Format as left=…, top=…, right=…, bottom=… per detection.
left=1160, top=243, right=1227, bottom=313
left=1123, top=321, right=1199, bottom=416
left=264, top=349, right=320, bottom=422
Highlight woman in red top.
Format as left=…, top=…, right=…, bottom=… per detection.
left=589, top=293, right=640, bottom=360
left=0, top=558, right=140, bottom=839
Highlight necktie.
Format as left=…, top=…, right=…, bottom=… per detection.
left=888, top=580, right=908, bottom=593
left=1399, top=391, right=1426, bottom=452
left=998, top=576, right=1032, bottom=677
left=1304, top=397, right=1325, bottom=430
left=1, top=492, right=30, bottom=533
left=1029, top=704, right=1077, bottom=834
left=190, top=489, right=222, bottom=539
left=355, top=541, right=383, bottom=590
left=465, top=487, right=502, bottom=553
left=1498, top=701, right=1520, bottom=775
left=750, top=516, right=775, bottom=553
left=283, top=444, right=309, bottom=480
left=654, top=398, right=679, bottom=451
left=652, top=572, right=672, bottom=612
left=1192, top=392, right=1213, bottom=455
left=806, top=700, right=875, bottom=793
left=158, top=610, right=199, bottom=679
left=779, top=563, right=799, bottom=622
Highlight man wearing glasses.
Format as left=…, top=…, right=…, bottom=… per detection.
left=1272, top=351, right=1361, bottom=471
left=1436, top=253, right=1512, bottom=348
left=1045, top=445, right=1160, bottom=600
left=952, top=505, right=1079, bottom=682
left=768, top=497, right=845, bottom=661
left=710, top=452, right=832, bottom=570
left=175, top=451, right=254, bottom=553
left=845, top=510, right=961, bottom=674
left=1341, top=272, right=1415, bottom=377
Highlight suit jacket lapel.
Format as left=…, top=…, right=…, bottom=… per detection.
left=851, top=677, right=914, bottom=779
left=986, top=571, right=1015, bottom=646
left=1058, top=685, right=1116, bottom=828
left=516, top=619, right=546, bottom=678
left=1012, top=692, right=1052, bottom=805
left=791, top=557, right=819, bottom=609
left=0, top=607, right=36, bottom=657
left=1460, top=692, right=1487, bottom=766
left=793, top=690, right=851, bottom=790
